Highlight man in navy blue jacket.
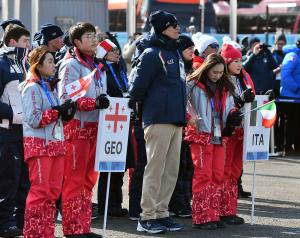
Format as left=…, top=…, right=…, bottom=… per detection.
left=243, top=37, right=278, bottom=94
left=129, top=10, right=186, bottom=234
left=0, top=23, right=30, bottom=237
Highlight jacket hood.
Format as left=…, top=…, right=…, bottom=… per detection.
left=283, top=45, right=300, bottom=54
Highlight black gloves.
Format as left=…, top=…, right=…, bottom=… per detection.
left=52, top=99, right=77, bottom=122
left=127, top=97, right=136, bottom=110
left=234, top=95, right=244, bottom=109
left=222, top=110, right=243, bottom=137
left=265, top=89, right=275, bottom=101
left=226, top=110, right=243, bottom=127
left=95, top=94, right=110, bottom=109
left=234, top=88, right=255, bottom=109
left=222, top=126, right=235, bottom=137
left=241, top=88, right=255, bottom=103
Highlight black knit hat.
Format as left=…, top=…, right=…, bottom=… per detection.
left=149, top=10, right=178, bottom=34
left=249, top=37, right=260, bottom=48
left=177, top=34, right=194, bottom=51
left=275, top=33, right=286, bottom=43
left=40, top=23, right=63, bottom=44
left=1, top=19, right=25, bottom=31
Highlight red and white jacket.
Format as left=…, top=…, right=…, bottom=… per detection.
left=184, top=80, right=235, bottom=145
left=21, top=74, right=65, bottom=161
left=58, top=47, right=107, bottom=141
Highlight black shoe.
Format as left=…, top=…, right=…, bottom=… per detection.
left=221, top=215, right=245, bottom=225
left=0, top=224, right=23, bottom=237
left=170, top=208, right=192, bottom=218
left=99, top=207, right=128, bottom=217
left=65, top=235, right=89, bottom=238
left=215, top=220, right=226, bottom=228
left=192, top=222, right=217, bottom=230
left=238, top=190, right=251, bottom=198
left=85, top=232, right=103, bottom=238
left=109, top=207, right=128, bottom=217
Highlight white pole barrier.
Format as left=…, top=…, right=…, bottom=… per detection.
left=102, top=172, right=111, bottom=238
left=251, top=161, right=256, bottom=225
left=269, top=127, right=279, bottom=156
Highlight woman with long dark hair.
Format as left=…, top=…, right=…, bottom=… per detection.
left=185, top=53, right=242, bottom=230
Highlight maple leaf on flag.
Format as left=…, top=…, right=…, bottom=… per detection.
left=65, top=69, right=97, bottom=101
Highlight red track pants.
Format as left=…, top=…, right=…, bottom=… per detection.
left=220, top=137, right=243, bottom=216
left=190, top=143, right=225, bottom=224
left=23, top=156, right=64, bottom=238
left=61, top=139, right=98, bottom=235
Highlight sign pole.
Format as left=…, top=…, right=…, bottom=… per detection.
left=251, top=161, right=256, bottom=225
left=102, top=172, right=111, bottom=238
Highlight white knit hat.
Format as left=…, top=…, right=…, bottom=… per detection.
left=192, top=32, right=218, bottom=55
left=96, top=39, right=117, bottom=59
left=222, top=35, right=242, bottom=51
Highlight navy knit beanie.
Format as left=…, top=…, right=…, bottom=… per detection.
left=177, top=34, right=194, bottom=52
left=149, top=10, right=178, bottom=34
left=40, top=23, right=63, bottom=44
left=1, top=19, right=25, bottom=31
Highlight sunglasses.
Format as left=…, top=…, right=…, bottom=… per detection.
left=209, top=43, right=219, bottom=49
left=171, top=22, right=179, bottom=29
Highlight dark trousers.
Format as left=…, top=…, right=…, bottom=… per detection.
left=97, top=172, right=124, bottom=211
left=169, top=141, right=193, bottom=212
left=0, top=142, right=30, bottom=229
left=128, top=126, right=147, bottom=217
left=274, top=102, right=285, bottom=151
left=282, top=102, right=300, bottom=150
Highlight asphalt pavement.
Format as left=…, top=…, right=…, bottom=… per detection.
left=55, top=156, right=300, bottom=238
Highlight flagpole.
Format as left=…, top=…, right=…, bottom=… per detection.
left=241, top=100, right=275, bottom=116
left=103, top=172, right=111, bottom=238
left=251, top=161, right=257, bottom=225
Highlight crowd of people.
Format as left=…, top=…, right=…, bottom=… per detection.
left=0, top=9, right=299, bottom=238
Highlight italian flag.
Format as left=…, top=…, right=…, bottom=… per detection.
left=258, top=101, right=277, bottom=128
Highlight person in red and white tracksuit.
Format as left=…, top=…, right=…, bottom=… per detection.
left=184, top=53, right=242, bottom=230
left=58, top=22, right=108, bottom=238
left=21, top=46, right=76, bottom=238
left=219, top=43, right=256, bottom=225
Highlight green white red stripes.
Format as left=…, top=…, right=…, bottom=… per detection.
left=258, top=101, right=277, bottom=128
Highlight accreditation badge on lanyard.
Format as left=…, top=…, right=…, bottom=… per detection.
left=53, top=120, right=63, bottom=141
left=210, top=99, right=222, bottom=145
left=40, top=78, right=63, bottom=141
left=177, top=50, right=186, bottom=81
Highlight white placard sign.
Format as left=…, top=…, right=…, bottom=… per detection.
left=243, top=95, right=270, bottom=161
left=95, top=97, right=130, bottom=172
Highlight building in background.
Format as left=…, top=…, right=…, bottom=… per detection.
left=0, top=0, right=108, bottom=35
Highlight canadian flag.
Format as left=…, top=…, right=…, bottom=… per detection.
left=65, top=69, right=97, bottom=101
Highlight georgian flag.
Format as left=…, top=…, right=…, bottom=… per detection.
left=96, top=39, right=117, bottom=59
left=65, top=69, right=97, bottom=101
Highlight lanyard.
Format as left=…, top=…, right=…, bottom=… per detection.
left=85, top=57, right=104, bottom=88
left=210, top=97, right=222, bottom=113
left=107, top=63, right=128, bottom=92
left=40, top=77, right=57, bottom=107
left=235, top=77, right=243, bottom=94
left=177, top=50, right=186, bottom=81
left=94, top=64, right=104, bottom=88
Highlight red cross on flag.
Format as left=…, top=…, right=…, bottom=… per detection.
left=65, top=69, right=97, bottom=101
left=95, top=97, right=131, bottom=173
